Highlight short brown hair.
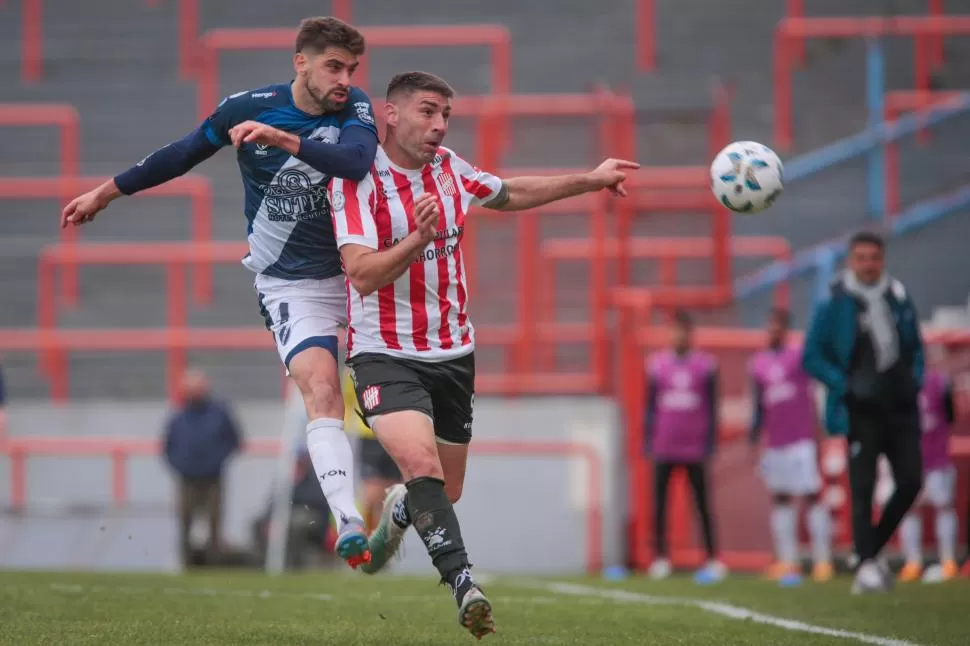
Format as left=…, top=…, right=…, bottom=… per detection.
left=849, top=229, right=885, bottom=252
left=386, top=71, right=455, bottom=101
left=295, top=17, right=365, bottom=56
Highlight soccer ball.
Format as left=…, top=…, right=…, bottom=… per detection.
left=710, top=141, right=784, bottom=213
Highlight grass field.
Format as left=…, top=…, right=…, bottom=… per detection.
left=1, top=569, right=966, bottom=645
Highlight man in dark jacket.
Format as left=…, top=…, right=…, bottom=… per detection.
left=802, top=231, right=924, bottom=593
left=163, top=370, right=241, bottom=568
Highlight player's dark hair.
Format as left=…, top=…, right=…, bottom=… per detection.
left=848, top=230, right=885, bottom=252
left=673, top=309, right=693, bottom=330
left=295, top=17, right=366, bottom=56
left=769, top=307, right=791, bottom=328
left=386, top=71, right=455, bottom=101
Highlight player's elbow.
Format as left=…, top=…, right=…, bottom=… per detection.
left=345, top=161, right=371, bottom=182
left=344, top=266, right=377, bottom=297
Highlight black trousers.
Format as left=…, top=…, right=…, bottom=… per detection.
left=847, top=404, right=922, bottom=562
left=654, top=462, right=717, bottom=559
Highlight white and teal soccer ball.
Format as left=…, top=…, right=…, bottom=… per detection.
left=710, top=141, right=784, bottom=214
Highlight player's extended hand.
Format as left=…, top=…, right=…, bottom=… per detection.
left=229, top=120, right=286, bottom=149
left=413, top=193, right=440, bottom=243
left=60, top=188, right=111, bottom=229
left=588, top=158, right=641, bottom=197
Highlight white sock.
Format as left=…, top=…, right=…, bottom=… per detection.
left=770, top=504, right=798, bottom=564
left=899, top=513, right=922, bottom=564
left=935, top=508, right=957, bottom=563
left=306, top=418, right=362, bottom=531
left=807, top=503, right=832, bottom=565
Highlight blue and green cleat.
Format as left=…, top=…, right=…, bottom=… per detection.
left=360, top=484, right=409, bottom=575
left=335, top=517, right=371, bottom=570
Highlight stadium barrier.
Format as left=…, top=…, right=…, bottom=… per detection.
left=635, top=0, right=655, bottom=71
left=0, top=104, right=80, bottom=303
left=783, top=1, right=947, bottom=70
left=0, top=174, right=214, bottom=307
left=773, top=15, right=970, bottom=150
left=883, top=90, right=966, bottom=215
left=0, top=435, right=604, bottom=574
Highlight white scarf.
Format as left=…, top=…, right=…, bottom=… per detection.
left=842, top=271, right=899, bottom=372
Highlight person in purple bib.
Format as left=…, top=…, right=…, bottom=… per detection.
left=897, top=359, right=958, bottom=583
left=748, top=308, right=832, bottom=585
left=644, top=310, right=726, bottom=584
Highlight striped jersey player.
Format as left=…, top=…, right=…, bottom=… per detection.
left=59, top=17, right=380, bottom=570
left=329, top=70, right=639, bottom=639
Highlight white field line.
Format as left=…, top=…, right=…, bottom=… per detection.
left=520, top=581, right=925, bottom=646
left=15, top=582, right=608, bottom=606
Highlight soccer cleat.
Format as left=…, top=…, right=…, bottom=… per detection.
left=762, top=562, right=796, bottom=581
left=693, top=560, right=727, bottom=585
left=335, top=517, right=371, bottom=569
left=811, top=561, right=834, bottom=583
left=851, top=560, right=889, bottom=594
left=922, top=560, right=958, bottom=583
left=647, top=558, right=672, bottom=580
left=458, top=586, right=496, bottom=640
left=897, top=561, right=922, bottom=583
left=360, top=484, right=408, bottom=575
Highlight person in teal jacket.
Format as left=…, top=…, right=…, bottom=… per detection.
left=802, top=230, right=924, bottom=594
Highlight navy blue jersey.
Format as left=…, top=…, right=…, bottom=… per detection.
left=202, top=83, right=377, bottom=280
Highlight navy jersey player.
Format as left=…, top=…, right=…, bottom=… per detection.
left=60, top=17, right=378, bottom=569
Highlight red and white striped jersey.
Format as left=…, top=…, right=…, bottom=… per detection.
left=330, top=146, right=504, bottom=361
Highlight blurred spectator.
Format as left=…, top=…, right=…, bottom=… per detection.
left=644, top=310, right=726, bottom=584
left=163, top=369, right=241, bottom=568
left=0, top=362, right=7, bottom=440
left=251, top=440, right=337, bottom=570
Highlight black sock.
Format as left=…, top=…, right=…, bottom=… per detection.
left=405, top=477, right=474, bottom=601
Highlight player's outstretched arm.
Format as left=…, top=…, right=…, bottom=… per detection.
left=482, top=158, right=640, bottom=212
left=60, top=128, right=220, bottom=229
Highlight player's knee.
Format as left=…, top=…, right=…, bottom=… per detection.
left=397, top=443, right=443, bottom=483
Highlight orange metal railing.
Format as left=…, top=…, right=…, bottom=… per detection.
left=197, top=25, right=512, bottom=123
left=784, top=1, right=947, bottom=70
left=0, top=104, right=81, bottom=302
left=0, top=175, right=213, bottom=308
left=0, top=434, right=603, bottom=574
left=773, top=15, right=970, bottom=150
left=883, top=90, right=966, bottom=215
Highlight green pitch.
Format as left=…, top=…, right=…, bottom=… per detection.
left=1, top=570, right=965, bottom=645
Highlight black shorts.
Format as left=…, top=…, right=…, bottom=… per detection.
left=358, top=437, right=402, bottom=481
left=348, top=352, right=475, bottom=445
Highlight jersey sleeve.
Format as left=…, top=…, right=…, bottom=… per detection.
left=201, top=90, right=257, bottom=147
left=338, top=87, right=378, bottom=136
left=330, top=174, right=379, bottom=249
left=446, top=149, right=505, bottom=207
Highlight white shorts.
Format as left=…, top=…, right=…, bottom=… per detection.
left=254, top=274, right=346, bottom=368
left=760, top=439, right=822, bottom=496
left=920, top=465, right=956, bottom=508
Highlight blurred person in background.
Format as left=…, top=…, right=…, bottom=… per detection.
left=58, top=16, right=380, bottom=570
left=897, top=344, right=958, bottom=583
left=343, top=366, right=402, bottom=532
left=0, top=361, right=6, bottom=440
left=748, top=308, right=833, bottom=585
left=644, top=310, right=726, bottom=584
left=163, top=369, right=242, bottom=568
left=802, top=231, right=924, bottom=594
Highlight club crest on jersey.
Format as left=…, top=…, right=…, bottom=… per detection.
left=354, top=101, right=375, bottom=126
left=361, top=385, right=381, bottom=410
left=331, top=190, right=345, bottom=212
left=436, top=172, right=457, bottom=197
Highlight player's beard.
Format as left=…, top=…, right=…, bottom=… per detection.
left=305, top=79, right=344, bottom=113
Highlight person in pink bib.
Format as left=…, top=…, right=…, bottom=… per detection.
left=748, top=308, right=832, bottom=584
